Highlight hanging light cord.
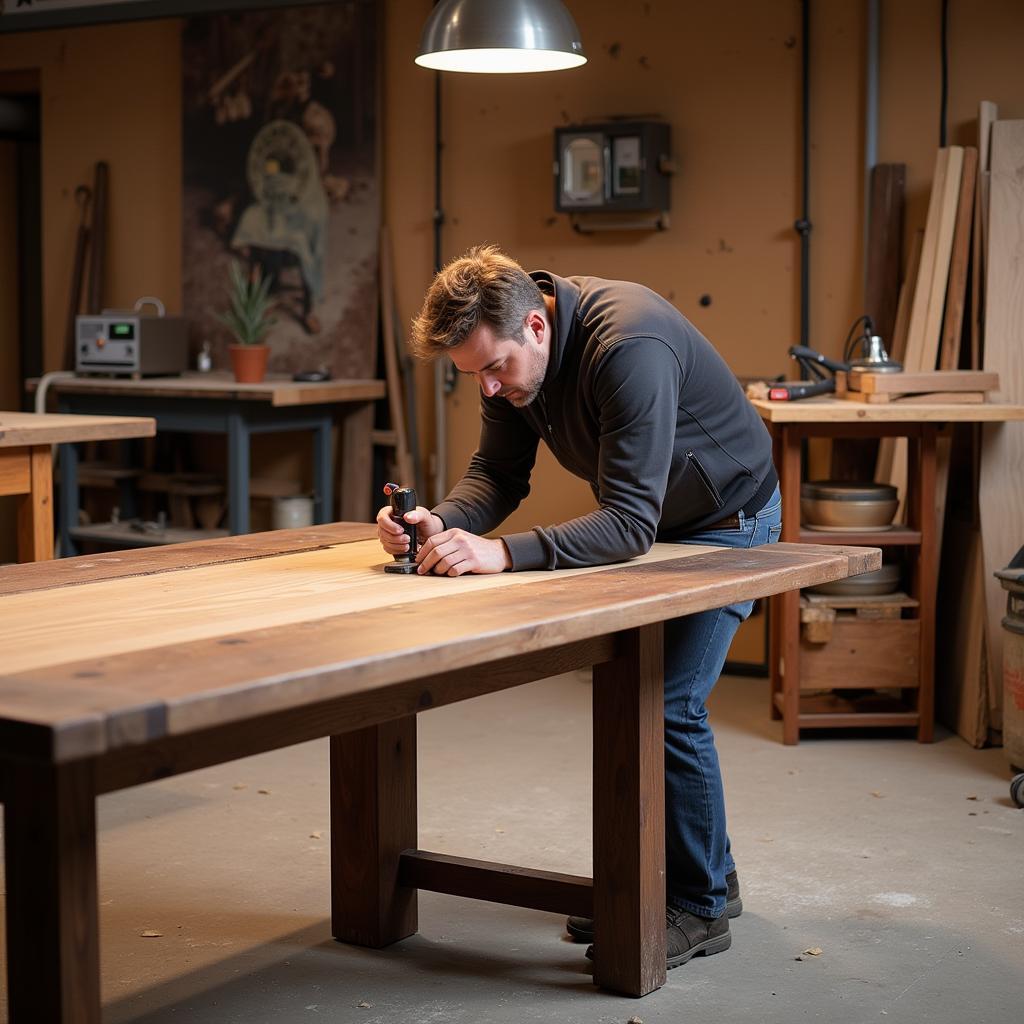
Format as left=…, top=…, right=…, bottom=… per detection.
left=939, top=0, right=949, bottom=146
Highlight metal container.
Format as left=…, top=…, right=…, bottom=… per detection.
left=995, top=545, right=1024, bottom=773
left=805, top=562, right=901, bottom=597
left=801, top=480, right=898, bottom=530
left=272, top=495, right=314, bottom=531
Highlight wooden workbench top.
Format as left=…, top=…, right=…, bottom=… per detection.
left=749, top=396, right=1024, bottom=423
left=0, top=411, right=156, bottom=447
left=30, top=372, right=386, bottom=407
left=0, top=524, right=879, bottom=762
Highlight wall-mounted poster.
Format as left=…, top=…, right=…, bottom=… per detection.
left=182, top=2, right=378, bottom=377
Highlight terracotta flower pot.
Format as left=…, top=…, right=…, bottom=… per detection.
left=229, top=344, right=270, bottom=383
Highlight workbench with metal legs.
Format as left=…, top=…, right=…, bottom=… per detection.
left=56, top=394, right=367, bottom=554
left=768, top=420, right=938, bottom=744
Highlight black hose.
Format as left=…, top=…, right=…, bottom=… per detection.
left=939, top=0, right=949, bottom=146
left=433, top=71, right=444, bottom=276
left=794, top=0, right=812, bottom=376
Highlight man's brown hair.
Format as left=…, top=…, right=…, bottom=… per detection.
left=410, top=244, right=545, bottom=359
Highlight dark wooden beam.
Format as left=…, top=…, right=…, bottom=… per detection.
left=399, top=850, right=593, bottom=917
left=0, top=1, right=338, bottom=34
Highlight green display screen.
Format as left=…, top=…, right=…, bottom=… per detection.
left=111, top=323, right=135, bottom=340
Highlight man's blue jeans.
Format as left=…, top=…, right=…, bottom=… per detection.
left=663, top=485, right=782, bottom=918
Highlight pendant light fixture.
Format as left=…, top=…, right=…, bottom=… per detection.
left=416, top=0, right=586, bottom=74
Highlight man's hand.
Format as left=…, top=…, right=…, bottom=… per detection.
left=375, top=504, right=445, bottom=556
left=416, top=528, right=511, bottom=576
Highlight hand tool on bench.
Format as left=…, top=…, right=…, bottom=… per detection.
left=383, top=482, right=419, bottom=574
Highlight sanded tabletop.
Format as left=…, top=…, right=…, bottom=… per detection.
left=0, top=411, right=156, bottom=447
left=31, top=372, right=386, bottom=407
left=0, top=527, right=878, bottom=762
left=750, top=396, right=1024, bottom=423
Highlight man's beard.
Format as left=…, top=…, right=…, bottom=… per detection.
left=500, top=345, right=546, bottom=407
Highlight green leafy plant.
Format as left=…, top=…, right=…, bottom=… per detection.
left=220, top=261, right=277, bottom=346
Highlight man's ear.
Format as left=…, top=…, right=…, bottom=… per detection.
left=524, top=308, right=546, bottom=345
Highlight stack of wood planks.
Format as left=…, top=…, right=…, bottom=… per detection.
left=879, top=106, right=1024, bottom=746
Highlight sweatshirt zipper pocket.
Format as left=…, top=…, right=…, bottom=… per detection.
left=685, top=450, right=723, bottom=506
left=538, top=393, right=554, bottom=439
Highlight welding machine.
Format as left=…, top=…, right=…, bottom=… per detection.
left=75, top=297, right=188, bottom=377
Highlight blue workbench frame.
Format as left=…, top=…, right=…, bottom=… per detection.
left=58, top=393, right=335, bottom=556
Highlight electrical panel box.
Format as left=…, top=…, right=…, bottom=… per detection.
left=554, top=121, right=671, bottom=214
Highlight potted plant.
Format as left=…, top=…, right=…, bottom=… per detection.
left=221, top=260, right=276, bottom=383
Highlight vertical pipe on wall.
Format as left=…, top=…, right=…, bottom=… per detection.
left=794, top=0, right=811, bottom=372
left=432, top=69, right=447, bottom=505
left=863, top=0, right=880, bottom=291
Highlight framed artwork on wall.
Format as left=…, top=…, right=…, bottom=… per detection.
left=182, top=1, right=379, bottom=377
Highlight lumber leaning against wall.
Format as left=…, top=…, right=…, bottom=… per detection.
left=979, top=119, right=1024, bottom=736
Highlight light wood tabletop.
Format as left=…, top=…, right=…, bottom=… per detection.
left=0, top=410, right=155, bottom=446
left=750, top=396, right=1024, bottom=423
left=32, top=371, right=386, bottom=407
left=0, top=411, right=155, bottom=562
left=0, top=523, right=878, bottom=1011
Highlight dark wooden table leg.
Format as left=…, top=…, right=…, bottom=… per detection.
left=779, top=424, right=803, bottom=745
left=330, top=718, right=418, bottom=946
left=339, top=402, right=374, bottom=523
left=909, top=425, right=938, bottom=742
left=592, top=624, right=666, bottom=997
left=3, top=759, right=100, bottom=1023
left=769, top=426, right=783, bottom=719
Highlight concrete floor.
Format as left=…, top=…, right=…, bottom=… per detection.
left=2, top=673, right=1022, bottom=1023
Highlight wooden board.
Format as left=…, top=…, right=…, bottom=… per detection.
left=890, top=228, right=924, bottom=368
left=971, top=101, right=999, bottom=369
left=865, top=164, right=906, bottom=348
left=0, top=540, right=827, bottom=677
left=0, top=536, right=879, bottom=762
left=936, top=519, right=989, bottom=746
left=27, top=373, right=386, bottom=408
left=979, top=118, right=1024, bottom=735
left=903, top=148, right=962, bottom=374
left=890, top=148, right=965, bottom=517
left=848, top=370, right=997, bottom=394
left=750, top=397, right=1024, bottom=424
left=844, top=391, right=984, bottom=405
left=0, top=447, right=31, bottom=495
left=801, top=591, right=917, bottom=610
left=876, top=229, right=925, bottom=484
left=0, top=411, right=155, bottom=447
left=799, top=617, right=919, bottom=690
left=0, top=522, right=378, bottom=596
left=939, top=147, right=978, bottom=370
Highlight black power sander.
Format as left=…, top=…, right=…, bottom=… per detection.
left=383, top=482, right=418, bottom=574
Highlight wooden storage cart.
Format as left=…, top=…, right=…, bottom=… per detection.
left=751, top=397, right=1024, bottom=744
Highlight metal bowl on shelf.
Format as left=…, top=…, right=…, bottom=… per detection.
left=801, top=479, right=898, bottom=530
left=805, top=562, right=902, bottom=597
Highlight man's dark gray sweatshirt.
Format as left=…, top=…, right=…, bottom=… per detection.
left=432, top=271, right=778, bottom=570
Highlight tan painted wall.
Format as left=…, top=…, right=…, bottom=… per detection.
left=1, top=0, right=1022, bottom=572
left=387, top=0, right=1024, bottom=531
left=0, top=21, right=183, bottom=373
left=0, top=138, right=19, bottom=562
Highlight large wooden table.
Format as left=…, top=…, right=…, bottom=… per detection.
left=0, top=524, right=878, bottom=1017
left=751, top=397, right=1024, bottom=743
left=39, top=372, right=386, bottom=553
left=0, top=411, right=155, bottom=562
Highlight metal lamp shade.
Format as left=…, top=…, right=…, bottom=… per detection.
left=416, top=0, right=586, bottom=73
